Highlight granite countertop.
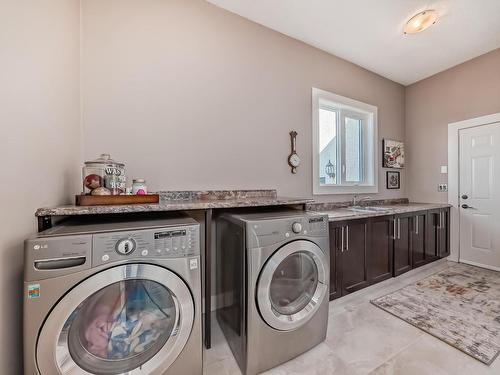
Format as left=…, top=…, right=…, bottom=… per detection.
left=35, top=190, right=450, bottom=219
left=35, top=190, right=313, bottom=217
left=315, top=203, right=452, bottom=222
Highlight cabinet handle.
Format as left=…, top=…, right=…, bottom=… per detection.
left=398, top=218, right=401, bottom=239
left=393, top=219, right=397, bottom=239
left=341, top=227, right=344, bottom=252
left=346, top=225, right=349, bottom=251
left=415, top=217, right=419, bottom=235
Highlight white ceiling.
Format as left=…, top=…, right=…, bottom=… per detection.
left=206, top=0, right=500, bottom=85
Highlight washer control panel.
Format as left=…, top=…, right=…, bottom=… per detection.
left=92, top=224, right=199, bottom=266
left=115, top=238, right=136, bottom=255
left=291, top=222, right=303, bottom=234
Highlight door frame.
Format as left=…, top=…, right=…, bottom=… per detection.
left=447, top=112, right=500, bottom=265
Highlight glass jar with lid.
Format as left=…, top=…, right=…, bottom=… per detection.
left=132, top=179, right=148, bottom=195
left=82, top=154, right=126, bottom=195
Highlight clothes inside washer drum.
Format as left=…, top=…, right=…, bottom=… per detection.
left=86, top=309, right=166, bottom=359
left=65, top=279, right=177, bottom=373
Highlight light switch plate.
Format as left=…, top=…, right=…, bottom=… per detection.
left=438, top=184, right=448, bottom=192
left=440, top=165, right=448, bottom=174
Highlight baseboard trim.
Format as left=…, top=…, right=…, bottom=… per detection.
left=459, top=259, right=500, bottom=272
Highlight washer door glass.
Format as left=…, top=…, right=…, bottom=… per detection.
left=60, top=279, right=177, bottom=375
left=37, top=264, right=195, bottom=375
left=269, top=252, right=318, bottom=315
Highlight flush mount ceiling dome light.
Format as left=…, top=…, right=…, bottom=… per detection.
left=404, top=10, right=438, bottom=34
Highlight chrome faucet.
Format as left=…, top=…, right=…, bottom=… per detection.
left=352, top=195, right=372, bottom=207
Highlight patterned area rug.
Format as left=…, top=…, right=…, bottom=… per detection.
left=371, top=263, right=500, bottom=365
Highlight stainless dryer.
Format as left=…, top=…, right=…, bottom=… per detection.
left=24, top=216, right=202, bottom=375
left=216, top=210, right=330, bottom=375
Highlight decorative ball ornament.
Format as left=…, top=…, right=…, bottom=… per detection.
left=84, top=174, right=102, bottom=190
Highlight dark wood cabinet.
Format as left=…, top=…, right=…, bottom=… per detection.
left=393, top=213, right=412, bottom=276
left=328, top=207, right=450, bottom=300
left=438, top=208, right=450, bottom=258
left=425, top=209, right=442, bottom=262
left=427, top=207, right=450, bottom=258
left=341, top=219, right=370, bottom=294
left=411, top=211, right=428, bottom=268
left=328, top=219, right=369, bottom=299
left=368, top=215, right=394, bottom=284
left=328, top=224, right=342, bottom=301
left=395, top=210, right=436, bottom=274
left=329, top=216, right=392, bottom=300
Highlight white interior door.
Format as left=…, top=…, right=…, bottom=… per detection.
left=459, top=122, right=500, bottom=270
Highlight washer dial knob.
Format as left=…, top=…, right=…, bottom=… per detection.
left=292, top=222, right=303, bottom=234
left=116, top=238, right=136, bottom=255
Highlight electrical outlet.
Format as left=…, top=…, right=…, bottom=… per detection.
left=438, top=184, right=448, bottom=192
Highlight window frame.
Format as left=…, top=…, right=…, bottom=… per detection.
left=340, top=109, right=366, bottom=184
left=312, top=88, right=378, bottom=195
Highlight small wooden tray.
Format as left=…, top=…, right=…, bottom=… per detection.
left=76, top=194, right=160, bottom=206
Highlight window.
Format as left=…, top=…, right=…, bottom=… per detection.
left=312, top=88, right=378, bottom=194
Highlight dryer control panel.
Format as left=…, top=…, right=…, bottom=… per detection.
left=92, top=225, right=199, bottom=266
left=247, top=214, right=328, bottom=249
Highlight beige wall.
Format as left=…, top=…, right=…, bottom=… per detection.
left=1, top=0, right=497, bottom=370
left=0, top=0, right=81, bottom=372
left=0, top=1, right=407, bottom=369
left=405, top=48, right=500, bottom=203
left=11, top=1, right=498, bottom=368
left=81, top=0, right=406, bottom=201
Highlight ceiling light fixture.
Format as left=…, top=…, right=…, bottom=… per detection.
left=404, top=10, right=438, bottom=34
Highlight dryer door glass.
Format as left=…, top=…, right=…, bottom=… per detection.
left=64, top=279, right=177, bottom=374
left=257, top=240, right=328, bottom=331
left=269, top=251, right=318, bottom=315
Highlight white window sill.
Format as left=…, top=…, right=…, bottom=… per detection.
left=313, top=185, right=379, bottom=195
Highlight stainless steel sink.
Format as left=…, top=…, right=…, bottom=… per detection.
left=319, top=206, right=395, bottom=220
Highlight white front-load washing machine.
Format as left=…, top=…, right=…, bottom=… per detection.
left=216, top=210, right=330, bottom=375
left=24, top=215, right=202, bottom=375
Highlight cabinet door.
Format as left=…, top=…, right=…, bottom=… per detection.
left=394, top=214, right=412, bottom=276
left=328, top=223, right=342, bottom=301
left=438, top=208, right=450, bottom=258
left=411, top=211, right=428, bottom=268
left=426, top=209, right=440, bottom=261
left=341, top=219, right=370, bottom=295
left=368, top=215, right=394, bottom=284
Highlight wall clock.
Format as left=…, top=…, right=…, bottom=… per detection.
left=288, top=131, right=300, bottom=174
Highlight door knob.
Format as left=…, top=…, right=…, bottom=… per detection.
left=461, top=194, right=468, bottom=200
left=461, top=204, right=470, bottom=209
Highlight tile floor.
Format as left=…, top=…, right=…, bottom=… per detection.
left=203, top=259, right=500, bottom=375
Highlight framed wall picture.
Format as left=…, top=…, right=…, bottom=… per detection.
left=386, top=171, right=400, bottom=189
left=383, top=139, right=405, bottom=168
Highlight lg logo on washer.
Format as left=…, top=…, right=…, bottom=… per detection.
left=33, top=244, right=48, bottom=250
